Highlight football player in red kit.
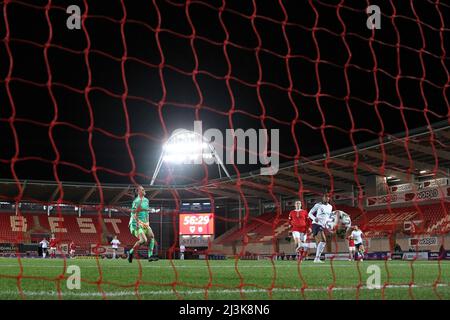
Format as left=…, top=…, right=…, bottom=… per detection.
left=49, top=235, right=57, bottom=258
left=288, top=200, right=311, bottom=261
left=69, top=241, right=76, bottom=259
left=348, top=236, right=356, bottom=261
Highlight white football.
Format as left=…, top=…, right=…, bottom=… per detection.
left=328, top=210, right=352, bottom=231
left=338, top=211, right=352, bottom=229
left=326, top=212, right=338, bottom=231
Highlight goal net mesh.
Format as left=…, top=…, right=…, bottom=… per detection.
left=0, top=0, right=449, bottom=299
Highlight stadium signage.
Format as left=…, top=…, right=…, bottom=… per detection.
left=0, top=243, right=18, bottom=253
left=7, top=215, right=124, bottom=234
left=403, top=220, right=424, bottom=232
left=429, top=252, right=450, bottom=260
left=366, top=252, right=391, bottom=260
left=428, top=252, right=440, bottom=260
left=366, top=186, right=450, bottom=207
left=179, top=236, right=212, bottom=247
left=179, top=213, right=214, bottom=235
left=390, top=178, right=448, bottom=193
left=418, top=178, right=448, bottom=189
left=402, top=252, right=429, bottom=260
left=390, top=183, right=413, bottom=193
left=366, top=194, right=399, bottom=206
left=408, top=237, right=438, bottom=247
left=180, top=202, right=211, bottom=212
left=391, top=253, right=403, bottom=260
left=90, top=244, right=124, bottom=256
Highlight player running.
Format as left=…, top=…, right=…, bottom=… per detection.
left=69, top=241, right=76, bottom=259
left=128, top=185, right=158, bottom=263
left=111, top=236, right=121, bottom=259
left=288, top=200, right=311, bottom=261
left=308, top=193, right=335, bottom=263
left=350, top=225, right=365, bottom=261
left=39, top=238, right=49, bottom=258
left=347, top=235, right=356, bottom=261
left=49, top=235, right=57, bottom=259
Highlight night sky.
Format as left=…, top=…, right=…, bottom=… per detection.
left=0, top=0, right=449, bottom=185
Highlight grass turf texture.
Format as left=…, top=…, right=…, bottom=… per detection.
left=0, top=258, right=448, bottom=300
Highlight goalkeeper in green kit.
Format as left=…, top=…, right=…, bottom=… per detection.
left=128, top=185, right=159, bottom=262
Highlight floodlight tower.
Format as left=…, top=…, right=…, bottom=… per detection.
left=150, top=129, right=231, bottom=186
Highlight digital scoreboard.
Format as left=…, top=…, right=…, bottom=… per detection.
left=179, top=213, right=214, bottom=235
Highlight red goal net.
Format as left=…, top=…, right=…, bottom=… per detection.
left=0, top=0, right=449, bottom=300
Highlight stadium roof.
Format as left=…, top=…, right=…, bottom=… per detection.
left=0, top=121, right=449, bottom=206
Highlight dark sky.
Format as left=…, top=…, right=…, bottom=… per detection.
left=0, top=0, right=449, bottom=185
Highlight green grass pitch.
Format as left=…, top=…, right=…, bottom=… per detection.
left=0, top=257, right=448, bottom=300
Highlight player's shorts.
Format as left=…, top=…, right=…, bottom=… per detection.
left=348, top=246, right=356, bottom=251
left=70, top=250, right=75, bottom=255
left=129, top=223, right=152, bottom=238
left=355, top=243, right=363, bottom=250
left=292, top=231, right=307, bottom=241
left=311, top=224, right=324, bottom=236
left=50, top=247, right=56, bottom=251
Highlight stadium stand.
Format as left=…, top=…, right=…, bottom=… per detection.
left=0, top=201, right=448, bottom=258
left=0, top=211, right=135, bottom=254
left=354, top=202, right=450, bottom=237
left=209, top=202, right=448, bottom=259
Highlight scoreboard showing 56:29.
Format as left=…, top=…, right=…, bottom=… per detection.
left=179, top=213, right=215, bottom=235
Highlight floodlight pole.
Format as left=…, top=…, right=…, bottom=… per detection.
left=150, top=151, right=165, bottom=186
left=208, top=143, right=231, bottom=180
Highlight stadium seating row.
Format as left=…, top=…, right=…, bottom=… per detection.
left=0, top=212, right=136, bottom=246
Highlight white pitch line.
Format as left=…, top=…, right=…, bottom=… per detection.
left=0, top=283, right=448, bottom=298
left=0, top=262, right=448, bottom=269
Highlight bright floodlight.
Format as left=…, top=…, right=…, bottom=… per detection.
left=150, top=129, right=230, bottom=185
left=161, top=129, right=210, bottom=164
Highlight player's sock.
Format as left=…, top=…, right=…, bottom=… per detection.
left=128, top=248, right=134, bottom=263
left=319, top=242, right=326, bottom=256
left=315, top=242, right=325, bottom=260
left=298, top=248, right=304, bottom=260
left=299, top=244, right=308, bottom=258
left=148, top=239, right=155, bottom=258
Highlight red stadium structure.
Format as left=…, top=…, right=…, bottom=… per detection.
left=0, top=0, right=449, bottom=300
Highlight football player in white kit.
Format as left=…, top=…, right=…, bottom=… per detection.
left=350, top=225, right=365, bottom=261
left=308, top=193, right=334, bottom=263
left=110, top=236, right=121, bottom=259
